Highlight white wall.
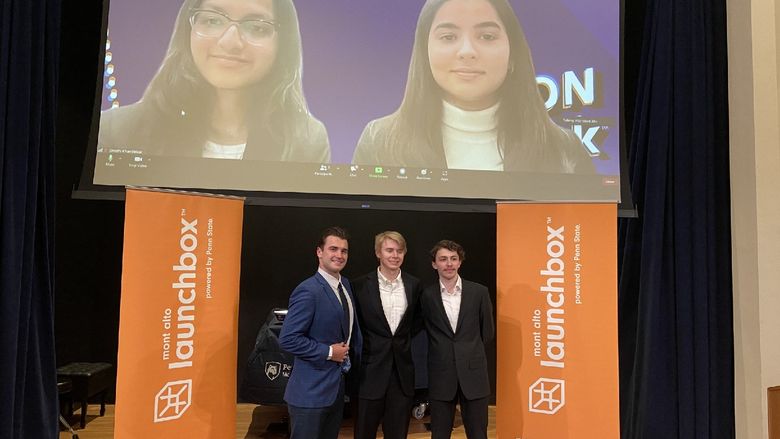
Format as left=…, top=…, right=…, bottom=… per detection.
left=728, top=0, right=780, bottom=436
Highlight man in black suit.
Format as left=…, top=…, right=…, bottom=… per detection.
left=351, top=231, right=422, bottom=439
left=421, top=240, right=494, bottom=439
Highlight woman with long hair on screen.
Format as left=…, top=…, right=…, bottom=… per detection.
left=99, top=0, right=329, bottom=162
left=353, top=0, right=594, bottom=173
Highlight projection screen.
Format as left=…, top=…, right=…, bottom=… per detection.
left=92, top=0, right=620, bottom=202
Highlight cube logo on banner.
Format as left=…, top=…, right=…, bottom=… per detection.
left=154, top=380, right=192, bottom=422
left=528, top=378, right=565, bottom=414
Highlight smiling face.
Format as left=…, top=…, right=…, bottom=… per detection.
left=376, top=238, right=406, bottom=275
left=432, top=248, right=462, bottom=282
left=190, top=0, right=278, bottom=91
left=427, top=0, right=510, bottom=110
left=317, top=235, right=349, bottom=277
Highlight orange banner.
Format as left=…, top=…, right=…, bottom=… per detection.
left=115, top=188, right=243, bottom=438
left=496, top=203, right=618, bottom=439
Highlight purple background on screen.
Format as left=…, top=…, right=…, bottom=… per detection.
left=103, top=0, right=619, bottom=174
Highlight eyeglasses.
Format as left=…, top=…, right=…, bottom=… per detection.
left=189, top=9, right=279, bottom=46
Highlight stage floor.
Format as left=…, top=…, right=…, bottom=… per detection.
left=58, top=403, right=497, bottom=438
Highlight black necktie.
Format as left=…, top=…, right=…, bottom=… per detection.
left=337, top=283, right=350, bottom=319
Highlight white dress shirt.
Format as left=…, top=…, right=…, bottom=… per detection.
left=377, top=268, right=407, bottom=334
left=439, top=276, right=463, bottom=333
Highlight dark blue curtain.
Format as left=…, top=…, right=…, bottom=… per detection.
left=618, top=0, right=733, bottom=437
left=0, top=0, right=61, bottom=438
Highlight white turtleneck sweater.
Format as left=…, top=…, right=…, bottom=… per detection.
left=202, top=140, right=247, bottom=160
left=441, top=100, right=503, bottom=171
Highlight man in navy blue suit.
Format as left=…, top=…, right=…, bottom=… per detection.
left=279, top=226, right=362, bottom=439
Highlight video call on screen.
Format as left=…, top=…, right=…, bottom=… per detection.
left=93, top=0, right=621, bottom=202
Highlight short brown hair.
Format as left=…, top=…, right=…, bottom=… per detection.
left=374, top=231, right=407, bottom=253
left=318, top=226, right=350, bottom=249
left=430, top=240, right=465, bottom=262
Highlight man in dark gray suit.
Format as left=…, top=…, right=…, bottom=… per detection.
left=421, top=240, right=494, bottom=439
left=352, top=231, right=422, bottom=439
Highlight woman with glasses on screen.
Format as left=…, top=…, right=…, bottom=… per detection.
left=99, top=0, right=329, bottom=162
left=352, top=0, right=594, bottom=174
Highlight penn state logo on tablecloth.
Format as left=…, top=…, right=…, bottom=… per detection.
left=265, top=361, right=282, bottom=381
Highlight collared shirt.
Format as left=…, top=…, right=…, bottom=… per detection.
left=318, top=268, right=354, bottom=344
left=440, top=276, right=463, bottom=333
left=377, top=268, right=407, bottom=334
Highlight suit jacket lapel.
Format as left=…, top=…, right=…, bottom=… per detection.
left=343, top=281, right=355, bottom=340
left=369, top=272, right=393, bottom=335
left=396, top=273, right=415, bottom=330
left=432, top=285, right=455, bottom=337
left=456, top=282, right=469, bottom=333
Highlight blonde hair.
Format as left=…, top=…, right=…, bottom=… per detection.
left=374, top=231, right=407, bottom=253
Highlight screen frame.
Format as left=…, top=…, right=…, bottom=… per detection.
left=71, top=0, right=636, bottom=216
